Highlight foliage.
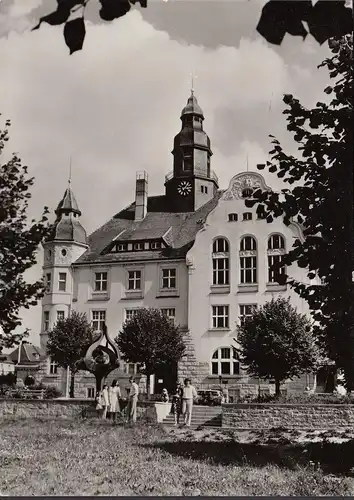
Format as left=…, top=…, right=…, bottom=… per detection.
left=257, top=0, right=353, bottom=46
left=24, top=375, right=35, bottom=386
left=235, top=297, right=320, bottom=396
left=43, top=385, right=63, bottom=399
left=246, top=35, right=354, bottom=388
left=0, top=117, right=50, bottom=352
left=0, top=372, right=16, bottom=386
left=46, top=311, right=98, bottom=397
left=0, top=382, right=62, bottom=399
left=116, top=307, right=186, bottom=395
left=33, top=0, right=353, bottom=54
left=238, top=393, right=354, bottom=405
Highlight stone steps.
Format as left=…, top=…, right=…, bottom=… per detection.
left=162, top=405, right=222, bottom=428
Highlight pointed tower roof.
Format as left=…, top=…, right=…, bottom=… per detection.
left=55, top=181, right=81, bottom=217
left=47, top=182, right=87, bottom=245
left=181, top=91, right=204, bottom=119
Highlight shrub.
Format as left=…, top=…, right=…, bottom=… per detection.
left=237, top=393, right=354, bottom=405
left=44, top=386, right=62, bottom=399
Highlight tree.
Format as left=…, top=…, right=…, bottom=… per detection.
left=33, top=0, right=352, bottom=54
left=245, top=34, right=354, bottom=389
left=116, top=307, right=186, bottom=397
left=235, top=297, right=320, bottom=396
left=0, top=117, right=50, bottom=352
left=46, top=311, right=98, bottom=398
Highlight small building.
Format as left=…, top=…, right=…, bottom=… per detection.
left=9, top=342, right=45, bottom=385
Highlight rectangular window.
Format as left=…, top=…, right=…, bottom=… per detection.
left=125, top=309, right=138, bottom=321
left=268, top=255, right=285, bottom=283
left=58, top=272, right=67, bottom=292
left=133, top=242, right=144, bottom=251
left=57, top=311, right=65, bottom=321
left=117, top=243, right=128, bottom=252
left=243, top=212, right=253, bottom=221
left=87, top=387, right=95, bottom=398
left=212, top=305, right=229, bottom=329
left=239, top=304, right=257, bottom=326
left=228, top=213, right=238, bottom=222
left=240, top=256, right=257, bottom=284
left=49, top=359, right=58, bottom=375
left=43, top=311, right=50, bottom=331
left=128, top=270, right=142, bottom=290
left=45, top=273, right=52, bottom=293
left=161, top=308, right=176, bottom=322
left=125, top=363, right=138, bottom=375
left=92, top=310, right=106, bottom=332
left=94, top=272, right=108, bottom=292
left=150, top=241, right=161, bottom=250
left=162, top=268, right=176, bottom=289
left=201, top=185, right=208, bottom=194
left=213, top=258, right=229, bottom=285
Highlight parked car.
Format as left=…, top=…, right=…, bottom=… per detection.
left=196, top=389, right=222, bottom=406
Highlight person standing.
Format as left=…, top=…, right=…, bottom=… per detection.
left=97, top=384, right=110, bottom=419
left=171, top=384, right=183, bottom=426
left=182, top=378, right=197, bottom=427
left=126, top=377, right=139, bottom=424
left=109, top=380, right=121, bottom=423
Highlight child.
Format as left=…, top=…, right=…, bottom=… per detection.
left=170, top=385, right=183, bottom=426
left=161, top=388, right=169, bottom=403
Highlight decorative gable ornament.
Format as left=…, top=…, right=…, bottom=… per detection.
left=222, top=172, right=270, bottom=201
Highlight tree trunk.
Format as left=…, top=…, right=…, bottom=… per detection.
left=69, top=370, right=75, bottom=398
left=275, top=379, right=281, bottom=398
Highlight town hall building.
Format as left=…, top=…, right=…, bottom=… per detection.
left=35, top=91, right=323, bottom=399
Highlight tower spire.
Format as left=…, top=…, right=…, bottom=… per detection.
left=190, top=72, right=197, bottom=96
left=69, top=156, right=72, bottom=186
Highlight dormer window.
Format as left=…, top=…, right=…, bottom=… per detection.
left=117, top=243, right=128, bottom=252
left=133, top=242, right=144, bottom=251
left=150, top=241, right=161, bottom=250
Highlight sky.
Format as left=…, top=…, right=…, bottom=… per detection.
left=0, top=0, right=332, bottom=348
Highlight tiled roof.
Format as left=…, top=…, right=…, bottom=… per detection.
left=9, top=342, right=45, bottom=365
left=74, top=192, right=224, bottom=265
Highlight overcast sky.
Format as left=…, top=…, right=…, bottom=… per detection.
left=0, top=0, right=331, bottom=347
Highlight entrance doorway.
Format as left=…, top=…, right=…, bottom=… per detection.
left=154, top=362, right=177, bottom=395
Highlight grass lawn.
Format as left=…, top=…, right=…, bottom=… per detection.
left=1, top=417, right=354, bottom=496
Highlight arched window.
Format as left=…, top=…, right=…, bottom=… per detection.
left=239, top=236, right=257, bottom=284
left=267, top=234, right=286, bottom=283
left=211, top=347, right=240, bottom=375
left=268, top=234, right=285, bottom=250
left=212, top=238, right=229, bottom=285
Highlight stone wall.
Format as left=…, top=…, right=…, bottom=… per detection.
left=0, top=398, right=92, bottom=418
left=222, top=403, right=354, bottom=430
left=0, top=398, right=161, bottom=423
left=178, top=330, right=209, bottom=386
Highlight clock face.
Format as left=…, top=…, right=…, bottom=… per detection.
left=177, top=181, right=192, bottom=196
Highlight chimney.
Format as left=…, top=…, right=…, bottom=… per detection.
left=135, top=171, right=148, bottom=221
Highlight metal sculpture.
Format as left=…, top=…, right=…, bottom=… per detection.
left=83, top=323, right=120, bottom=394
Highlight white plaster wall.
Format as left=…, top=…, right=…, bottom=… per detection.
left=187, top=172, right=314, bottom=366
left=73, top=259, right=189, bottom=339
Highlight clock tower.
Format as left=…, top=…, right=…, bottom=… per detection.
left=165, top=91, right=219, bottom=212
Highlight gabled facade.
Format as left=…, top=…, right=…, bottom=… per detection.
left=37, top=93, right=321, bottom=398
